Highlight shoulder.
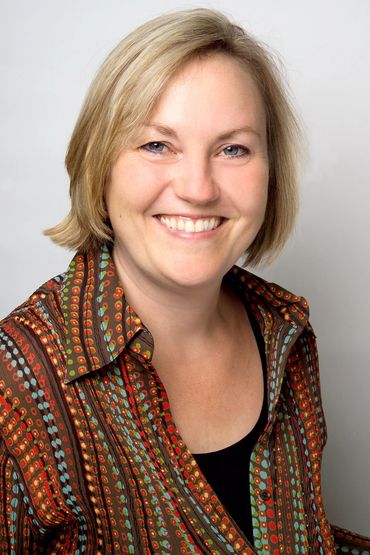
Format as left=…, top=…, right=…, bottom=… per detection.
left=227, top=265, right=313, bottom=331
left=1, top=271, right=66, bottom=338
left=0, top=271, right=67, bottom=387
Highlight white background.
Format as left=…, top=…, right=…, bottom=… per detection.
left=1, top=0, right=369, bottom=536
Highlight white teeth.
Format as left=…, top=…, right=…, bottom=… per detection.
left=159, top=216, right=222, bottom=233
left=194, top=219, right=204, bottom=232
left=185, top=220, right=193, bottom=233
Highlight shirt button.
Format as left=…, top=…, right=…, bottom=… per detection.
left=259, top=490, right=271, bottom=501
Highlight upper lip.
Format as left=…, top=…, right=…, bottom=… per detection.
left=155, top=214, right=226, bottom=220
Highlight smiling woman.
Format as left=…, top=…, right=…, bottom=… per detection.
left=1, top=7, right=369, bottom=555
left=42, top=9, right=298, bottom=269
left=105, top=53, right=269, bottom=291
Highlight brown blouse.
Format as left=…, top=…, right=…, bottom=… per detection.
left=1, top=244, right=369, bottom=553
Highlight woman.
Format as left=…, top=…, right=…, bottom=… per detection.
left=0, top=8, right=369, bottom=554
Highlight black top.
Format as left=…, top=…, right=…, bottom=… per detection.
left=192, top=306, right=268, bottom=545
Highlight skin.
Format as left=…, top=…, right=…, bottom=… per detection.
left=105, top=53, right=269, bottom=452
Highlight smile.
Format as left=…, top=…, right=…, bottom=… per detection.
left=157, top=215, right=223, bottom=233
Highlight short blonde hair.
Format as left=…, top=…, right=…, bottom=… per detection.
left=45, top=8, right=302, bottom=266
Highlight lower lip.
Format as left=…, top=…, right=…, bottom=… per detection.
left=154, top=217, right=225, bottom=239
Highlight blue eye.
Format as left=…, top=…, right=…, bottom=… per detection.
left=142, top=142, right=166, bottom=154
left=222, top=145, right=249, bottom=157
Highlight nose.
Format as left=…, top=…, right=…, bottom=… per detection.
left=172, top=154, right=220, bottom=205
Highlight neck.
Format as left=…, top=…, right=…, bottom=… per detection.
left=112, top=249, right=233, bottom=347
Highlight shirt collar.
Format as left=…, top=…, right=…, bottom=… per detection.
left=62, top=244, right=154, bottom=384
left=225, top=265, right=310, bottom=330
left=62, top=244, right=309, bottom=384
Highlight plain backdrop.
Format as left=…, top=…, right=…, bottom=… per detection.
left=1, top=0, right=369, bottom=536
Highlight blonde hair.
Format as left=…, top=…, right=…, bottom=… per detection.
left=45, top=8, right=302, bottom=266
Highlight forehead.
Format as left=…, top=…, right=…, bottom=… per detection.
left=145, top=53, right=266, bottom=133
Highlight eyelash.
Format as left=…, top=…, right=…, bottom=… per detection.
left=140, top=141, right=250, bottom=158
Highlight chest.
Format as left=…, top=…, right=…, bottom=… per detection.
left=8, top=317, right=334, bottom=552
left=154, top=334, right=265, bottom=454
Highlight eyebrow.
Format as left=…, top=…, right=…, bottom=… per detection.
left=143, top=122, right=262, bottom=141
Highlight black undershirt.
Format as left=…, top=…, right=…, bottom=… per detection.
left=192, top=306, right=268, bottom=545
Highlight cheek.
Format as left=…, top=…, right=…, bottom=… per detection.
left=114, top=159, right=170, bottom=203
left=257, top=175, right=269, bottom=214
left=233, top=164, right=269, bottom=216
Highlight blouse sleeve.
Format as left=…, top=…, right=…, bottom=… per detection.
left=299, top=322, right=370, bottom=551
left=331, top=524, right=370, bottom=553
left=304, top=324, right=370, bottom=551
left=0, top=437, right=38, bottom=553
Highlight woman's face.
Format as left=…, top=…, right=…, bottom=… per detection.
left=105, top=53, right=269, bottom=291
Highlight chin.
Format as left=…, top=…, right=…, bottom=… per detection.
left=158, top=259, right=232, bottom=290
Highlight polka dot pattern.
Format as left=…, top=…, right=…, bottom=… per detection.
left=0, top=246, right=369, bottom=553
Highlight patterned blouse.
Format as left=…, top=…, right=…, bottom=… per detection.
left=0, top=244, right=369, bottom=554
